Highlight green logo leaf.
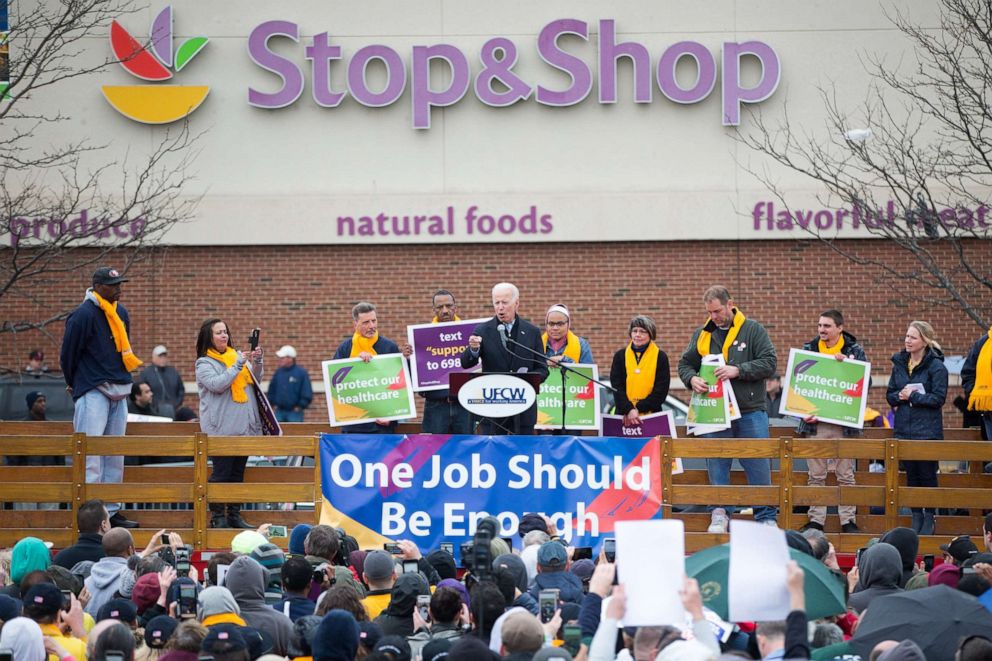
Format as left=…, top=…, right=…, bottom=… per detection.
left=174, top=36, right=208, bottom=72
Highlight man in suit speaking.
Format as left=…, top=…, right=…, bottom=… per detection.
left=460, top=282, right=549, bottom=434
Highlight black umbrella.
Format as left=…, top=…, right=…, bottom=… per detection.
left=851, top=585, right=992, bottom=661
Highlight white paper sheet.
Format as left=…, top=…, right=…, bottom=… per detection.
left=727, top=520, right=791, bottom=622
left=615, top=519, right=686, bottom=626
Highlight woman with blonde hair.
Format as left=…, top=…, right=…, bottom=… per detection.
left=886, top=321, right=948, bottom=535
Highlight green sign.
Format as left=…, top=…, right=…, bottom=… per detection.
left=321, top=354, right=416, bottom=426
left=535, top=363, right=601, bottom=430
left=687, top=358, right=731, bottom=434
left=781, top=348, right=870, bottom=428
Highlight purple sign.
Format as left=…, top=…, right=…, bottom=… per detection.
left=246, top=18, right=779, bottom=128
left=406, top=318, right=487, bottom=392
left=602, top=411, right=675, bottom=439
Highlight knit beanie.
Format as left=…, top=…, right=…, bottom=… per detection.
left=289, top=524, right=312, bottom=556
left=231, top=530, right=268, bottom=555
left=312, top=609, right=360, bottom=661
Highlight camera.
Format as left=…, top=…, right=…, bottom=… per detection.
left=417, top=594, right=431, bottom=623
left=175, top=545, right=191, bottom=577
left=313, top=562, right=336, bottom=586
left=539, top=588, right=559, bottom=623
left=603, top=538, right=616, bottom=563
left=248, top=328, right=261, bottom=351
left=178, top=581, right=197, bottom=619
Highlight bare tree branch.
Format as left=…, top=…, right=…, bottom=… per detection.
left=0, top=0, right=203, bottom=340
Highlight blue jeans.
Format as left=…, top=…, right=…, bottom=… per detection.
left=275, top=409, right=304, bottom=423
left=72, top=389, right=128, bottom=514
left=704, top=410, right=777, bottom=522
left=984, top=415, right=992, bottom=441
left=422, top=399, right=472, bottom=434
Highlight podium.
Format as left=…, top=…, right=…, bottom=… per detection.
left=449, top=372, right=545, bottom=435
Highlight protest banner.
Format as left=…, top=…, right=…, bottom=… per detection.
left=321, top=353, right=416, bottom=426
left=602, top=411, right=684, bottom=475
left=407, top=318, right=487, bottom=391
left=318, top=434, right=664, bottom=557
left=536, top=363, right=601, bottom=430
left=687, top=355, right=732, bottom=435
left=780, top=348, right=870, bottom=428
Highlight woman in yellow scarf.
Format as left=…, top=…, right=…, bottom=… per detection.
left=542, top=304, right=594, bottom=366
left=609, top=315, right=671, bottom=426
left=195, top=317, right=264, bottom=529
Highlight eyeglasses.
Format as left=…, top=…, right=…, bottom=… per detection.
left=546, top=321, right=568, bottom=328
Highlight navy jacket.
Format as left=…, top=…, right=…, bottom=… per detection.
left=60, top=295, right=134, bottom=399
left=52, top=533, right=105, bottom=569
left=333, top=335, right=401, bottom=432
left=267, top=363, right=313, bottom=411
left=886, top=347, right=947, bottom=440
left=527, top=570, right=585, bottom=606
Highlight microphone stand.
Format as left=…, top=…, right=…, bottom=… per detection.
left=503, top=335, right=615, bottom=435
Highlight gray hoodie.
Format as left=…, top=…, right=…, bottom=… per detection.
left=195, top=353, right=263, bottom=436
left=225, top=555, right=294, bottom=655
left=83, top=556, right=131, bottom=616
left=848, top=543, right=903, bottom=614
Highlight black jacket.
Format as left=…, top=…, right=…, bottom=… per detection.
left=460, top=316, right=549, bottom=428
left=609, top=344, right=670, bottom=415
left=53, top=533, right=105, bottom=569
left=886, top=347, right=947, bottom=440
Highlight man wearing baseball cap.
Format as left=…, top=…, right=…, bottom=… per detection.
left=140, top=343, right=186, bottom=416
left=267, top=344, right=313, bottom=423
left=940, top=535, right=980, bottom=566
left=60, top=266, right=141, bottom=528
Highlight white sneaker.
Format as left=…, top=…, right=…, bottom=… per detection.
left=708, top=508, right=729, bottom=534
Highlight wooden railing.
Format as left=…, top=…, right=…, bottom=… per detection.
left=0, top=422, right=987, bottom=553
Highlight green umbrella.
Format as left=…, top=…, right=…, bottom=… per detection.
left=685, top=544, right=846, bottom=620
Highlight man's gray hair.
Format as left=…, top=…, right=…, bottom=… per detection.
left=702, top=285, right=732, bottom=304
left=522, top=530, right=550, bottom=548
left=352, top=301, right=376, bottom=320
left=492, top=282, right=519, bottom=302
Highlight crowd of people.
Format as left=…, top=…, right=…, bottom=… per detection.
left=3, top=504, right=992, bottom=660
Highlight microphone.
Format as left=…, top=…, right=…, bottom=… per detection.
left=497, top=323, right=509, bottom=350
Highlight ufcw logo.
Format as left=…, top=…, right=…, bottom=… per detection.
left=476, top=387, right=527, bottom=404
left=101, top=6, right=209, bottom=124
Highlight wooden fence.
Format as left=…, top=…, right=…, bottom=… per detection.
left=0, top=422, right=987, bottom=553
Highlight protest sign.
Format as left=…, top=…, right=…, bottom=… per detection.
left=602, top=411, right=683, bottom=475
left=687, top=355, right=732, bottom=435
left=407, top=318, right=487, bottom=391
left=616, top=520, right=685, bottom=626
left=321, top=353, right=416, bottom=426
left=536, top=363, right=601, bottom=430
left=780, top=348, right=870, bottom=428
left=728, top=520, right=791, bottom=622
left=318, top=434, right=664, bottom=557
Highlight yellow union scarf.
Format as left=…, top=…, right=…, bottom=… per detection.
left=542, top=331, right=581, bottom=363
left=432, top=315, right=461, bottom=323
left=696, top=308, right=746, bottom=360
left=968, top=328, right=992, bottom=411
left=201, top=612, right=247, bottom=627
left=818, top=336, right=845, bottom=355
left=91, top=291, right=143, bottom=371
left=625, top=342, right=659, bottom=406
left=206, top=347, right=253, bottom=403
left=350, top=331, right=379, bottom=357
